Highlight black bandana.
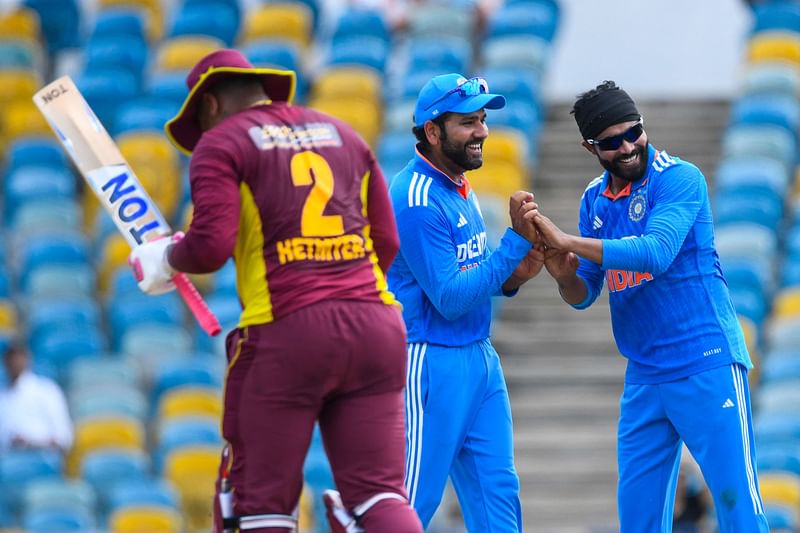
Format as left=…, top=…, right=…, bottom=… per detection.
left=574, top=84, right=640, bottom=141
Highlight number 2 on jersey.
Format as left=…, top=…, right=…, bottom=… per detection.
left=290, top=151, right=344, bottom=237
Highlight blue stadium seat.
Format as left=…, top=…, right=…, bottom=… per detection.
left=68, top=357, right=141, bottom=391
left=327, top=35, right=389, bottom=73
left=713, top=187, right=784, bottom=230
left=377, top=130, right=415, bottom=182
left=752, top=2, right=800, bottom=34
left=729, top=283, right=769, bottom=325
left=168, top=0, right=239, bottom=47
left=22, top=507, right=95, bottom=533
left=211, top=259, right=237, bottom=294
left=23, top=0, right=82, bottom=54
left=758, top=443, right=800, bottom=476
left=85, top=35, right=149, bottom=88
left=91, top=7, right=147, bottom=43
left=761, top=352, right=800, bottom=385
left=80, top=448, right=151, bottom=502
left=757, top=380, right=800, bottom=415
left=765, top=317, right=800, bottom=353
left=483, top=34, right=550, bottom=75
left=17, top=232, right=91, bottom=287
left=782, top=258, right=800, bottom=288
left=0, top=449, right=63, bottom=510
left=70, top=384, right=148, bottom=422
left=487, top=1, right=559, bottom=42
left=154, top=416, right=221, bottom=473
left=721, top=124, right=795, bottom=171
left=714, top=156, right=790, bottom=198
left=151, top=359, right=223, bottom=406
left=114, top=96, right=180, bottom=135
left=477, top=66, right=540, bottom=105
left=120, top=323, right=193, bottom=359
left=25, top=264, right=97, bottom=298
left=145, top=70, right=190, bottom=109
left=30, top=324, right=106, bottom=382
left=730, top=94, right=800, bottom=138
left=22, top=478, right=97, bottom=518
left=107, top=292, right=185, bottom=349
left=107, top=479, right=180, bottom=513
left=407, top=37, right=472, bottom=74
left=5, top=137, right=66, bottom=173
left=754, top=411, right=800, bottom=448
left=332, top=7, right=390, bottom=44
left=27, top=295, right=102, bottom=340
left=743, top=62, right=800, bottom=98
left=715, top=223, right=779, bottom=262
left=763, top=503, right=798, bottom=531
left=242, top=37, right=305, bottom=101
left=75, top=68, right=140, bottom=134
left=4, top=166, right=77, bottom=224
left=721, top=257, right=772, bottom=299
left=11, top=198, right=83, bottom=236
left=0, top=39, right=44, bottom=71
left=194, top=292, right=240, bottom=353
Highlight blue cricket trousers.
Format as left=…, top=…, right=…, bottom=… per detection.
left=618, top=363, right=769, bottom=532
left=404, top=339, right=522, bottom=532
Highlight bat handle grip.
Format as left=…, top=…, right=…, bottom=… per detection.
left=173, top=273, right=222, bottom=336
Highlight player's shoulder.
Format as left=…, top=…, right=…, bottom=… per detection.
left=580, top=173, right=605, bottom=200
left=390, top=165, right=447, bottom=214
left=650, top=149, right=704, bottom=183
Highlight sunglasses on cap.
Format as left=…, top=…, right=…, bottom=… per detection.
left=587, top=118, right=644, bottom=151
left=423, top=77, right=490, bottom=111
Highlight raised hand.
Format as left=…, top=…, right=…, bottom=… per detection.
left=528, top=209, right=572, bottom=251
left=543, top=248, right=580, bottom=282
left=508, top=190, right=539, bottom=244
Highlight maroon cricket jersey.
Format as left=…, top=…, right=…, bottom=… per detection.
left=169, top=102, right=400, bottom=326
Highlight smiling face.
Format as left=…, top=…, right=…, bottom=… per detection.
left=584, top=119, right=649, bottom=183
left=425, top=110, right=489, bottom=180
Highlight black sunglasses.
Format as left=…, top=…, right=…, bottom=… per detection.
left=587, top=119, right=644, bottom=151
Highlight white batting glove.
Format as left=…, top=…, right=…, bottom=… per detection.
left=128, top=232, right=184, bottom=295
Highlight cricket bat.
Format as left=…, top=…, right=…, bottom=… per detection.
left=33, top=75, right=222, bottom=336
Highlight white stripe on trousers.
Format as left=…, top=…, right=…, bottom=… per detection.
left=404, top=342, right=427, bottom=507
left=731, top=364, right=763, bottom=515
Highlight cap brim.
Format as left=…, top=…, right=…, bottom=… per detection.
left=449, top=93, right=506, bottom=114
left=165, top=66, right=296, bottom=156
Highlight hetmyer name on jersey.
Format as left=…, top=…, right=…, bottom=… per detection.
left=457, top=232, right=487, bottom=263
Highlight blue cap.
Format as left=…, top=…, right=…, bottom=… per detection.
left=413, top=73, right=506, bottom=127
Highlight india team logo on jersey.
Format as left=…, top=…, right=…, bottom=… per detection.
left=628, top=191, right=647, bottom=222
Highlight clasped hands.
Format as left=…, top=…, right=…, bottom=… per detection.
left=509, top=191, right=580, bottom=282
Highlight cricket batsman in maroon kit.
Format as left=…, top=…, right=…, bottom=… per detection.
left=128, top=49, right=423, bottom=533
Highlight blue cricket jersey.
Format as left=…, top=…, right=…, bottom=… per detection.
left=574, top=145, right=751, bottom=383
left=387, top=149, right=532, bottom=346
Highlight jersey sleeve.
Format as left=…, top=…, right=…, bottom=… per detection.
left=572, top=193, right=605, bottom=310
left=365, top=153, right=400, bottom=274
left=601, top=165, right=703, bottom=276
left=169, top=133, right=242, bottom=274
left=396, top=202, right=531, bottom=321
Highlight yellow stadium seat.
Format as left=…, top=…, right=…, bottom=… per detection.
left=773, top=287, right=800, bottom=318
left=748, top=32, right=800, bottom=65
left=164, top=445, right=219, bottom=532
left=109, top=505, right=183, bottom=533
left=158, top=386, right=223, bottom=420
left=760, top=472, right=800, bottom=508
left=312, top=66, right=382, bottom=102
left=98, top=0, right=164, bottom=41
left=0, top=69, right=40, bottom=103
left=116, top=132, right=182, bottom=220
left=309, top=97, right=382, bottom=147
left=0, top=7, right=41, bottom=42
left=466, top=160, right=528, bottom=197
left=3, top=99, right=50, bottom=139
left=156, top=35, right=225, bottom=72
left=0, top=300, right=17, bottom=331
left=482, top=128, right=529, bottom=173
left=68, top=416, right=146, bottom=475
left=240, top=3, right=312, bottom=50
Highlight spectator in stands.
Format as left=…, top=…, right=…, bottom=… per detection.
left=530, top=80, right=769, bottom=532
left=0, top=342, right=73, bottom=453
left=386, top=72, right=544, bottom=531
left=128, top=48, right=422, bottom=533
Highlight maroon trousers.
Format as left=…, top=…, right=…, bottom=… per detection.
left=213, top=300, right=422, bottom=532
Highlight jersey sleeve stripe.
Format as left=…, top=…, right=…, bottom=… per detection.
left=421, top=176, right=433, bottom=207
left=408, top=172, right=420, bottom=207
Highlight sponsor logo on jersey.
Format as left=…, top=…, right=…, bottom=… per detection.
left=248, top=122, right=342, bottom=151
left=457, top=212, right=468, bottom=228
left=456, top=231, right=486, bottom=264
left=606, top=269, right=653, bottom=292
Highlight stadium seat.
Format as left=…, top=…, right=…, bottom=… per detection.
left=114, top=96, right=180, bottom=135
left=0, top=39, right=45, bottom=72
left=239, top=3, right=312, bottom=51
left=0, top=6, right=41, bottom=43
left=477, top=66, right=540, bottom=105
left=467, top=160, right=528, bottom=197
left=5, top=136, right=66, bottom=171
left=158, top=385, right=223, bottom=421
left=759, top=472, right=800, bottom=508
left=763, top=502, right=799, bottom=531
left=151, top=358, right=223, bottom=405
left=120, top=323, right=193, bottom=359
left=168, top=0, right=239, bottom=47
left=29, top=324, right=105, bottom=378
left=81, top=448, right=151, bottom=500
left=116, top=131, right=182, bottom=220
left=1, top=99, right=52, bottom=145
left=68, top=357, right=141, bottom=391
left=26, top=263, right=97, bottom=298
left=377, top=130, right=415, bottom=182
left=155, top=35, right=225, bottom=72
left=487, top=1, right=559, bottom=42
left=757, top=382, right=800, bottom=416
left=407, top=37, right=472, bottom=74
left=22, top=507, right=95, bottom=532
left=748, top=31, right=800, bottom=65
left=483, top=128, right=531, bottom=171
left=91, top=7, right=147, bottom=42
left=327, top=35, right=389, bottom=73
left=752, top=2, right=800, bottom=34
left=483, top=35, right=550, bottom=76
left=70, top=383, right=148, bottom=422
left=163, top=445, right=219, bottom=531
left=715, top=223, right=778, bottom=262
left=16, top=231, right=90, bottom=285
left=22, top=478, right=97, bottom=517
left=730, top=94, right=800, bottom=138
left=772, top=287, right=800, bottom=318
left=312, top=65, right=382, bottom=102
left=761, top=352, right=800, bottom=386
left=407, top=3, right=473, bottom=40
left=721, top=124, right=795, bottom=171
left=12, top=198, right=83, bottom=236
left=109, top=505, right=183, bottom=533
left=309, top=96, right=382, bottom=147
left=85, top=34, right=149, bottom=87
left=4, top=166, right=76, bottom=224
left=713, top=187, right=784, bottom=230
left=108, top=480, right=180, bottom=514
left=154, top=416, right=221, bottom=473
left=23, top=0, right=81, bottom=54
left=486, top=99, right=542, bottom=148
left=743, top=61, right=800, bottom=98
left=714, top=156, right=790, bottom=198
left=765, top=316, right=800, bottom=352
left=75, top=67, right=139, bottom=134
left=98, top=0, right=164, bottom=42
left=332, top=7, right=390, bottom=44
left=0, top=69, right=40, bottom=104
left=758, top=444, right=800, bottom=477
left=68, top=416, right=146, bottom=475
left=0, top=449, right=63, bottom=510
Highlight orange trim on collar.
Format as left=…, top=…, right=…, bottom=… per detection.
left=415, top=147, right=466, bottom=189
left=602, top=180, right=632, bottom=200
left=457, top=175, right=471, bottom=199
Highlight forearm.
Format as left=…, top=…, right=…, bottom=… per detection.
left=556, top=273, right=588, bottom=306
left=565, top=234, right=603, bottom=264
